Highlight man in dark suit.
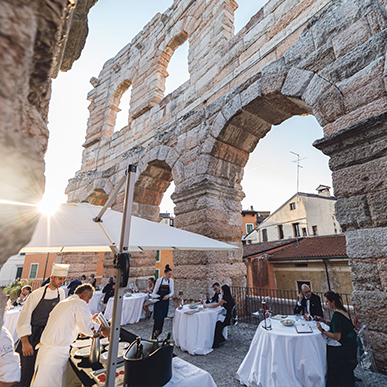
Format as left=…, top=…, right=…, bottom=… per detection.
left=102, top=276, right=115, bottom=304
left=294, top=284, right=323, bottom=318
left=207, top=282, right=222, bottom=304
left=67, top=276, right=82, bottom=296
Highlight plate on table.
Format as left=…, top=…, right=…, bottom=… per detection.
left=150, top=293, right=160, bottom=298
left=72, top=338, right=92, bottom=348
left=188, top=304, right=198, bottom=309
left=105, top=342, right=129, bottom=352
left=100, top=350, right=126, bottom=367
left=75, top=346, right=91, bottom=357
left=280, top=319, right=295, bottom=327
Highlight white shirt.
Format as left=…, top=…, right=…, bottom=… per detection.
left=17, top=285, right=65, bottom=338
left=40, top=294, right=94, bottom=347
left=0, top=326, right=20, bottom=383
left=153, top=277, right=174, bottom=299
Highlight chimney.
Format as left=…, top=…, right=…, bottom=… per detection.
left=316, top=185, right=331, bottom=197
left=250, top=205, right=254, bottom=211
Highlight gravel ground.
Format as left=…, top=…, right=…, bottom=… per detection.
left=123, top=304, right=387, bottom=387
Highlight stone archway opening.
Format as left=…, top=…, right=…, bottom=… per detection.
left=114, top=84, right=132, bottom=132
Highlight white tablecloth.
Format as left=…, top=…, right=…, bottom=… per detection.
left=173, top=305, right=225, bottom=355
left=164, top=357, right=217, bottom=386
left=89, top=291, right=104, bottom=315
left=3, top=307, right=22, bottom=343
left=104, top=293, right=147, bottom=325
left=237, top=318, right=327, bottom=387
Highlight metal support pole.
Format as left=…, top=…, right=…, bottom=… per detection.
left=106, top=165, right=137, bottom=387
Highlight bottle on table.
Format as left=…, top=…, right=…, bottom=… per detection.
left=89, top=328, right=101, bottom=364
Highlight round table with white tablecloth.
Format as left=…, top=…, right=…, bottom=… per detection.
left=88, top=290, right=104, bottom=315
left=3, top=306, right=22, bottom=343
left=104, top=292, right=147, bottom=325
left=173, top=304, right=226, bottom=355
left=237, top=317, right=327, bottom=387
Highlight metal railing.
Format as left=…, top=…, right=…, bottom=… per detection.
left=230, top=287, right=353, bottom=325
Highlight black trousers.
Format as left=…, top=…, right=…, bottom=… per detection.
left=15, top=341, right=37, bottom=387
left=213, top=320, right=229, bottom=348
left=153, top=318, right=165, bottom=336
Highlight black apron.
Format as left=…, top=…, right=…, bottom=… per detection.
left=153, top=278, right=170, bottom=319
left=15, top=285, right=60, bottom=387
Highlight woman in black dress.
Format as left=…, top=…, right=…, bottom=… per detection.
left=204, top=284, right=235, bottom=348
left=316, top=291, right=357, bottom=387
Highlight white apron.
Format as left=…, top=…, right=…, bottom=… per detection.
left=32, top=344, right=69, bottom=387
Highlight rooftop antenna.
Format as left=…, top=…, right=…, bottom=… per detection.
left=290, top=151, right=307, bottom=194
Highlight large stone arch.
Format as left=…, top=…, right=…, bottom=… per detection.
left=66, top=0, right=387, bottom=367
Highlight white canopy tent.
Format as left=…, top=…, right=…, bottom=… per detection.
left=20, top=202, right=237, bottom=253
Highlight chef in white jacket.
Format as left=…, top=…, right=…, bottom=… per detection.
left=0, top=325, right=20, bottom=386
left=16, top=263, right=68, bottom=387
left=31, top=283, right=110, bottom=387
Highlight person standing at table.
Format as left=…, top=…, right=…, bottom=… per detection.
left=89, top=273, right=97, bottom=288
left=143, top=277, right=155, bottom=318
left=15, top=264, right=68, bottom=387
left=204, top=284, right=235, bottom=348
left=207, top=282, right=222, bottom=304
left=31, top=284, right=110, bottom=387
left=316, top=291, right=358, bottom=387
left=294, top=283, right=323, bottom=318
left=152, top=265, right=174, bottom=336
left=0, top=325, right=20, bottom=387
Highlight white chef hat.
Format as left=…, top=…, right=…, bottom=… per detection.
left=51, top=264, right=70, bottom=277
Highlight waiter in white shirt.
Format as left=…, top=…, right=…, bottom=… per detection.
left=15, top=263, right=69, bottom=386
left=0, top=325, right=20, bottom=386
left=31, top=283, right=110, bottom=387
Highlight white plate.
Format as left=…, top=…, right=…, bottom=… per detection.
left=72, top=339, right=92, bottom=348
left=188, top=305, right=198, bottom=309
left=100, top=337, right=111, bottom=346
left=75, top=347, right=91, bottom=357
left=147, top=299, right=159, bottom=304
left=150, top=293, right=160, bottom=298
left=100, top=350, right=125, bottom=367
left=105, top=342, right=129, bottom=352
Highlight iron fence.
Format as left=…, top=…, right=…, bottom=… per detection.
left=230, top=287, right=353, bottom=325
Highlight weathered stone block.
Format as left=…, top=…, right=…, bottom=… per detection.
left=332, top=17, right=372, bottom=59
left=366, top=7, right=387, bottom=35
left=297, top=40, right=336, bottom=73
left=335, top=195, right=372, bottom=231
left=313, top=86, right=345, bottom=126
left=346, top=227, right=387, bottom=259
left=302, top=74, right=331, bottom=107
left=284, top=30, right=314, bottom=67
left=349, top=258, right=382, bottom=291
left=281, top=67, right=314, bottom=98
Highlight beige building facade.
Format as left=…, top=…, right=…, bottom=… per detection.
left=246, top=187, right=341, bottom=243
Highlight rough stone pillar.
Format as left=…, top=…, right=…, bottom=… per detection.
left=314, top=112, right=387, bottom=371
left=172, top=179, right=245, bottom=303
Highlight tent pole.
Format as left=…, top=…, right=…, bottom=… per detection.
left=93, top=174, right=127, bottom=222
left=106, top=165, right=137, bottom=387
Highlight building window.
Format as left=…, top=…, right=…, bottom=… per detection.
left=29, top=263, right=39, bottom=279
left=312, top=225, right=318, bottom=235
left=246, top=223, right=254, bottom=234
left=262, top=229, right=268, bottom=242
left=16, top=267, right=23, bottom=279
left=302, top=227, right=307, bottom=236
left=278, top=225, right=284, bottom=239
left=293, top=223, right=300, bottom=237
left=290, top=202, right=296, bottom=210
left=155, top=269, right=160, bottom=280
left=155, top=250, right=160, bottom=262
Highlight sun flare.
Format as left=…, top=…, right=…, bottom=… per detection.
left=38, top=199, right=61, bottom=216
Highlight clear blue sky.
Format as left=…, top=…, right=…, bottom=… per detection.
left=45, top=0, right=332, bottom=215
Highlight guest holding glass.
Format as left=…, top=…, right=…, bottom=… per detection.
left=316, top=291, right=357, bottom=387
left=204, top=284, right=235, bottom=348
left=152, top=265, right=174, bottom=336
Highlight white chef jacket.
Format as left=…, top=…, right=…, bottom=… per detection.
left=0, top=326, right=20, bottom=383
left=17, top=285, right=65, bottom=338
left=153, top=277, right=174, bottom=298
left=32, top=295, right=94, bottom=387
left=40, top=294, right=94, bottom=346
